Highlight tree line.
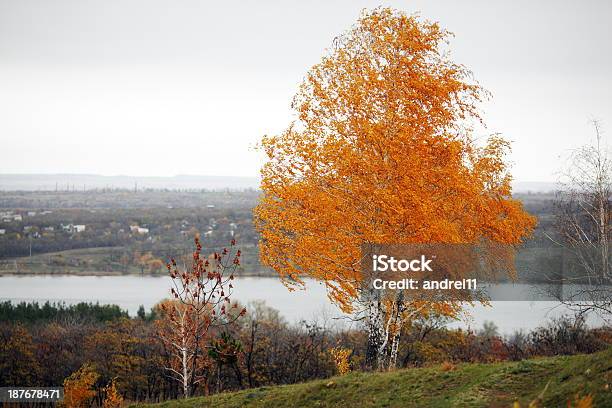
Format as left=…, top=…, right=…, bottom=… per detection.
left=0, top=301, right=128, bottom=323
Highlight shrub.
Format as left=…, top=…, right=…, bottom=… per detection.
left=329, top=347, right=352, bottom=375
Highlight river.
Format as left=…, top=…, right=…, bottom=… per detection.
left=0, top=275, right=606, bottom=334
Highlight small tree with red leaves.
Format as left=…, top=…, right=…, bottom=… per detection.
left=157, top=237, right=246, bottom=398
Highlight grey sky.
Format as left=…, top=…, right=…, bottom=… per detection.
left=0, top=0, right=610, bottom=181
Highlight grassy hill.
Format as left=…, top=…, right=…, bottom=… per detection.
left=133, top=348, right=612, bottom=408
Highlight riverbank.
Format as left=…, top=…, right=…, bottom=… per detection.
left=0, top=246, right=274, bottom=277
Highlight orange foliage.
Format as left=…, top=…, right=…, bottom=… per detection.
left=62, top=363, right=99, bottom=408
left=512, top=393, right=593, bottom=408
left=255, top=7, right=536, bottom=313
left=102, top=378, right=123, bottom=408
left=440, top=361, right=456, bottom=372
left=329, top=347, right=352, bottom=375
left=570, top=394, right=593, bottom=408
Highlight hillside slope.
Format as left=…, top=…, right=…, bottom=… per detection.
left=134, top=348, right=612, bottom=408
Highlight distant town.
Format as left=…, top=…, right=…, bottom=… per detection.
left=0, top=185, right=557, bottom=279
left=0, top=189, right=261, bottom=275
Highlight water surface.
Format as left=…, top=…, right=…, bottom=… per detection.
left=0, top=275, right=605, bottom=334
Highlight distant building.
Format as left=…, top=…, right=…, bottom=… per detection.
left=0, top=229, right=5, bottom=235
left=13, top=215, right=22, bottom=222
left=44, top=226, right=54, bottom=232
left=130, top=225, right=149, bottom=234
left=27, top=211, right=36, bottom=216
left=61, top=224, right=86, bottom=233
left=23, top=226, right=33, bottom=232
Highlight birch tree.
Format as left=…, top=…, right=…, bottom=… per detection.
left=255, top=8, right=535, bottom=370
left=157, top=237, right=246, bottom=397
left=551, top=120, right=611, bottom=320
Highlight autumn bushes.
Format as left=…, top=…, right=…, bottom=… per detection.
left=508, top=316, right=611, bottom=359
left=0, top=301, right=610, bottom=404
left=0, top=316, right=191, bottom=402
left=0, top=302, right=346, bottom=402
left=400, top=316, right=611, bottom=367
left=62, top=364, right=124, bottom=408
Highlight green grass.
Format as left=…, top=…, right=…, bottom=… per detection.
left=132, top=348, right=612, bottom=408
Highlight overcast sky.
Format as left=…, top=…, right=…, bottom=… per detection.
left=0, top=0, right=610, bottom=181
